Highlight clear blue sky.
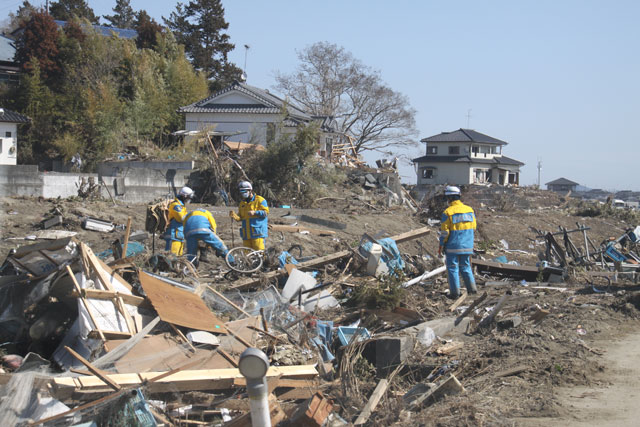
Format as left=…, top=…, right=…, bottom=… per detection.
left=19, top=0, right=640, bottom=190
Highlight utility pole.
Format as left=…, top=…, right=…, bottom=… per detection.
left=466, top=109, right=472, bottom=128
left=537, top=159, right=542, bottom=188
left=46, top=0, right=49, bottom=14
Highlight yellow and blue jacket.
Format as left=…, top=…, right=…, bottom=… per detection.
left=165, top=198, right=187, bottom=241
left=440, top=200, right=476, bottom=255
left=184, top=209, right=217, bottom=238
left=238, top=194, right=269, bottom=240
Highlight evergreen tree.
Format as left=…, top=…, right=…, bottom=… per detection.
left=4, top=1, right=37, bottom=33
left=50, top=0, right=99, bottom=24
left=134, top=10, right=163, bottom=50
left=14, top=10, right=61, bottom=80
left=164, top=0, right=241, bottom=89
left=103, top=0, right=135, bottom=29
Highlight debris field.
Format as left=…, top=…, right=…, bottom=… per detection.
left=1, top=184, right=640, bottom=426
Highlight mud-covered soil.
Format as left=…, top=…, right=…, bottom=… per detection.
left=1, top=185, right=640, bottom=426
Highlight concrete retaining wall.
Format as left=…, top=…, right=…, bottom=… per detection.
left=1, top=161, right=198, bottom=203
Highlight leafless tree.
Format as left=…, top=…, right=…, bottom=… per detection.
left=274, top=41, right=418, bottom=154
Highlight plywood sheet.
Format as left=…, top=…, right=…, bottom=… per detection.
left=139, top=271, right=227, bottom=333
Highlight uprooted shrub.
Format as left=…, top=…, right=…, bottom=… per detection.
left=233, top=122, right=330, bottom=206
left=347, top=271, right=406, bottom=310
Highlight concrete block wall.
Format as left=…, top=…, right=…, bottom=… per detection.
left=1, top=161, right=198, bottom=203
left=0, top=165, right=41, bottom=197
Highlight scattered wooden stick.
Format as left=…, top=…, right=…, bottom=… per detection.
left=455, top=291, right=487, bottom=326
left=64, top=346, right=121, bottom=391
left=121, top=216, right=132, bottom=259
left=449, top=291, right=467, bottom=312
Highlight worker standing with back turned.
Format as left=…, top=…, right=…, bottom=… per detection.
left=229, top=181, right=269, bottom=250
left=438, top=186, right=478, bottom=298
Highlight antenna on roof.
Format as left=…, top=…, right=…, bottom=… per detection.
left=243, top=44, right=250, bottom=80
left=466, top=109, right=472, bottom=128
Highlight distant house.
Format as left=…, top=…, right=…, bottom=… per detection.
left=546, top=177, right=579, bottom=193
left=178, top=80, right=343, bottom=156
left=53, top=21, right=137, bottom=39
left=413, top=129, right=524, bottom=187
left=0, top=108, right=30, bottom=165
left=0, top=35, right=19, bottom=85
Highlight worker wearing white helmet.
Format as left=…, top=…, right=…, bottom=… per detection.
left=229, top=181, right=269, bottom=250
left=163, top=186, right=194, bottom=255
left=438, top=185, right=477, bottom=298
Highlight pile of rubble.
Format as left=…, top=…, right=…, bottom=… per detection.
left=2, top=186, right=640, bottom=426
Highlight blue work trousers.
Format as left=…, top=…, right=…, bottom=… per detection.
left=446, top=254, right=475, bottom=295
left=186, top=231, right=229, bottom=261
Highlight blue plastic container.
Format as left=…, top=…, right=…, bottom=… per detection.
left=337, top=326, right=371, bottom=346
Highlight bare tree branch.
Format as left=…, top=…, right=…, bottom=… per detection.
left=274, top=42, right=418, bottom=154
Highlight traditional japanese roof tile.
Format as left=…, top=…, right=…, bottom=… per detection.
left=0, top=108, right=30, bottom=123
left=546, top=177, right=579, bottom=186
left=178, top=80, right=311, bottom=122
left=420, top=129, right=508, bottom=145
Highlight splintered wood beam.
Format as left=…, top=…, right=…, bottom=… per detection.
left=50, top=365, right=319, bottom=400
left=64, top=346, right=121, bottom=392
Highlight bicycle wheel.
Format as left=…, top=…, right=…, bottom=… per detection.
left=226, top=246, right=263, bottom=273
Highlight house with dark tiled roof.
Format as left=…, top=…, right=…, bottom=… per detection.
left=179, top=80, right=311, bottom=146
left=0, top=108, right=30, bottom=165
left=0, top=35, right=19, bottom=86
left=546, top=177, right=579, bottom=193
left=413, top=129, right=524, bottom=187
left=178, top=80, right=344, bottom=154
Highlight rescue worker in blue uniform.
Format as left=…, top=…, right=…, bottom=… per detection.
left=438, top=186, right=478, bottom=298
left=163, top=186, right=193, bottom=255
left=229, top=181, right=269, bottom=251
left=183, top=208, right=233, bottom=266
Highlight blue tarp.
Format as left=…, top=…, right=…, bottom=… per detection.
left=359, top=237, right=405, bottom=273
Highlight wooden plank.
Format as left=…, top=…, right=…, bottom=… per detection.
left=270, top=224, right=336, bottom=235
left=64, top=346, right=121, bottom=391
left=50, top=365, right=319, bottom=397
left=455, top=291, right=487, bottom=326
left=436, top=342, right=464, bottom=355
left=121, top=216, right=132, bottom=259
left=231, top=226, right=431, bottom=290
left=449, top=291, right=467, bottom=312
left=71, top=289, right=145, bottom=306
left=495, top=365, right=528, bottom=378
left=138, top=270, right=227, bottom=333
left=354, top=379, right=389, bottom=425
left=233, top=378, right=318, bottom=389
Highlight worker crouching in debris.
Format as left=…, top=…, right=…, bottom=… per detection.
left=438, top=186, right=478, bottom=298
left=229, top=181, right=269, bottom=250
left=163, top=186, right=194, bottom=255
left=184, top=208, right=233, bottom=266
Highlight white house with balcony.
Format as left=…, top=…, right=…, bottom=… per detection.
left=413, top=129, right=524, bottom=188
left=0, top=108, right=29, bottom=165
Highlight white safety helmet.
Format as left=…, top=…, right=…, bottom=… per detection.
left=444, top=186, right=461, bottom=196
left=178, top=186, right=195, bottom=198
left=238, top=181, right=253, bottom=192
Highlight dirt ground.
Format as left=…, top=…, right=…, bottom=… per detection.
left=2, top=184, right=640, bottom=426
